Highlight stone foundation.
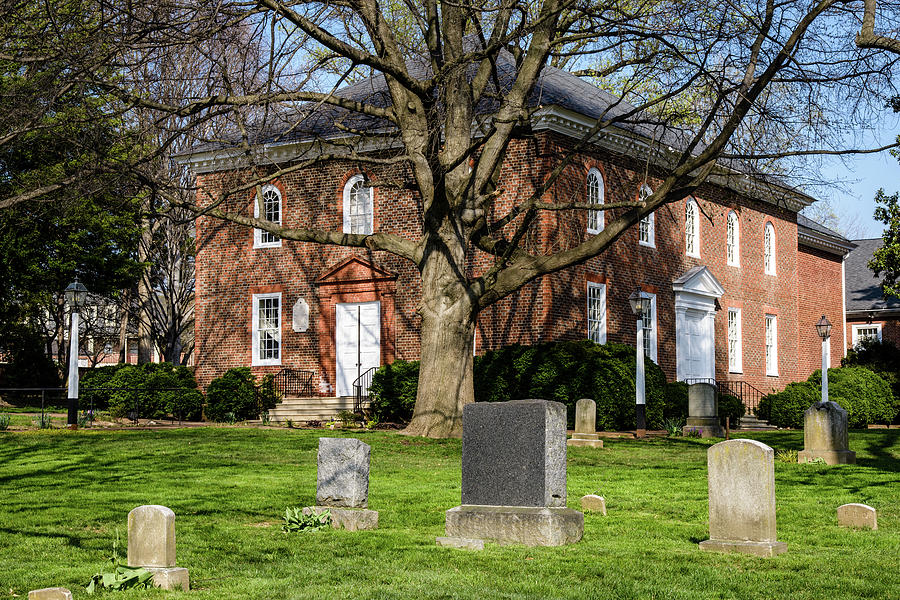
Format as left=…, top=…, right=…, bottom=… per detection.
left=303, top=506, right=379, bottom=531
left=147, top=567, right=190, bottom=591
left=699, top=539, right=787, bottom=557
left=798, top=449, right=856, bottom=465
left=567, top=433, right=604, bottom=448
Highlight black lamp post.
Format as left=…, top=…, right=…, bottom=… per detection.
left=65, top=278, right=88, bottom=429
left=816, top=315, right=832, bottom=403
left=629, top=289, right=652, bottom=438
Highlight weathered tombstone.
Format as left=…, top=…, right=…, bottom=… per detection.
left=127, top=505, right=190, bottom=590
left=567, top=399, right=604, bottom=448
left=28, top=588, right=72, bottom=600
left=683, top=382, right=724, bottom=438
left=444, top=399, right=584, bottom=546
left=303, top=438, right=378, bottom=530
left=798, top=401, right=856, bottom=465
left=699, top=439, right=787, bottom=557
left=580, top=494, right=607, bottom=515
left=837, top=503, right=877, bottom=530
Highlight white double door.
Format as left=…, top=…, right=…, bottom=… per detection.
left=679, top=308, right=715, bottom=381
left=335, top=301, right=381, bottom=397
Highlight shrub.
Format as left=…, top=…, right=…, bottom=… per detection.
left=368, top=360, right=419, bottom=424
left=258, top=374, right=279, bottom=413
left=843, top=338, right=900, bottom=423
left=96, top=363, right=203, bottom=421
left=369, top=340, right=669, bottom=430
left=205, top=367, right=263, bottom=422
left=759, top=366, right=896, bottom=428
left=664, top=381, right=689, bottom=420
left=718, top=393, right=745, bottom=427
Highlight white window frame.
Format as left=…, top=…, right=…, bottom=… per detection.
left=253, top=184, right=282, bottom=249
left=342, top=174, right=374, bottom=234
left=727, top=308, right=742, bottom=373
left=685, top=198, right=700, bottom=258
left=252, top=292, right=282, bottom=366
left=764, top=222, right=776, bottom=275
left=851, top=324, right=882, bottom=346
left=765, top=314, right=778, bottom=376
left=726, top=211, right=740, bottom=267
left=586, top=281, right=607, bottom=344
left=586, top=168, right=605, bottom=234
left=639, top=185, right=655, bottom=247
left=641, top=292, right=658, bottom=363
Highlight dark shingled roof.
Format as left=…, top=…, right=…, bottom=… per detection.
left=797, top=214, right=848, bottom=242
left=845, top=238, right=900, bottom=312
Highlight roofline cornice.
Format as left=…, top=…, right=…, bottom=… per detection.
left=798, top=227, right=855, bottom=256
left=847, top=308, right=900, bottom=318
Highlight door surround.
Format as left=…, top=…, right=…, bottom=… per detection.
left=673, top=266, right=725, bottom=381
left=315, top=256, right=397, bottom=396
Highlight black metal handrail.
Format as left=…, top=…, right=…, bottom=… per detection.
left=273, top=368, right=314, bottom=398
left=352, top=366, right=377, bottom=415
left=682, top=378, right=766, bottom=414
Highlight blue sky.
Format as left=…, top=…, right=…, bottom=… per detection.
left=819, top=112, right=900, bottom=240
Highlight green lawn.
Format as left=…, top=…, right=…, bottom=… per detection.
left=1, top=427, right=898, bottom=599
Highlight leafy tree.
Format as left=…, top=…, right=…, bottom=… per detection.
left=870, top=189, right=900, bottom=298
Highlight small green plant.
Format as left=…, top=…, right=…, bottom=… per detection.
left=224, top=411, right=237, bottom=425
left=336, top=410, right=359, bottom=428
left=803, top=456, right=828, bottom=466
left=685, top=427, right=701, bottom=438
left=85, top=529, right=154, bottom=594
left=281, top=507, right=331, bottom=532
left=776, top=449, right=798, bottom=463
left=365, top=417, right=379, bottom=430
left=285, top=419, right=294, bottom=428
left=0, top=414, right=10, bottom=430
left=325, top=419, right=337, bottom=430
left=261, top=411, right=271, bottom=426
left=662, top=417, right=684, bottom=437
left=34, top=414, right=52, bottom=429
left=78, top=410, right=92, bottom=428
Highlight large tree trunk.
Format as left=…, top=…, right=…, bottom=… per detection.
left=403, top=250, right=476, bottom=438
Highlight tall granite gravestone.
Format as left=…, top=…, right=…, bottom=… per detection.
left=699, top=439, right=787, bottom=557
left=127, top=505, right=190, bottom=590
left=798, top=401, right=856, bottom=465
left=444, top=399, right=584, bottom=546
left=567, top=398, right=603, bottom=448
left=303, top=438, right=378, bottom=530
left=683, top=382, right=724, bottom=438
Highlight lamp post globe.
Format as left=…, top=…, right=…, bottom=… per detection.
left=65, top=278, right=88, bottom=429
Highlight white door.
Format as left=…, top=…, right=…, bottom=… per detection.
left=335, top=301, right=381, bottom=397
left=683, top=309, right=713, bottom=380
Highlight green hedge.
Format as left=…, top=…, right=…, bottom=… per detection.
left=842, top=338, right=900, bottom=423
left=205, top=368, right=277, bottom=422
left=718, top=393, right=745, bottom=426
left=81, top=363, right=203, bottom=420
left=758, top=366, right=896, bottom=428
left=369, top=340, right=671, bottom=430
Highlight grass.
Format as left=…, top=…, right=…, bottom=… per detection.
left=0, top=428, right=898, bottom=599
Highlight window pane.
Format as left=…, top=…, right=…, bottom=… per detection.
left=587, top=171, right=603, bottom=232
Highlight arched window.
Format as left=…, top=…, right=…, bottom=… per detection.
left=343, top=174, right=373, bottom=234
left=726, top=211, right=740, bottom=266
left=638, top=184, right=655, bottom=247
left=586, top=168, right=604, bottom=234
left=685, top=198, right=699, bottom=257
left=764, top=221, right=776, bottom=275
left=254, top=184, right=282, bottom=248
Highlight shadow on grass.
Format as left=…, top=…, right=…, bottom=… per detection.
left=856, top=429, right=900, bottom=472
left=0, top=526, right=85, bottom=548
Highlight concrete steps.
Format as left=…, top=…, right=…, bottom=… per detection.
left=267, top=397, right=369, bottom=423
left=737, top=415, right=779, bottom=430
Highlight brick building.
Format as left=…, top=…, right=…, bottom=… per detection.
left=844, top=238, right=900, bottom=348
left=183, top=63, right=852, bottom=404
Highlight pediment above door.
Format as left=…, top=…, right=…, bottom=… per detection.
left=315, top=256, right=398, bottom=287
left=672, top=266, right=725, bottom=299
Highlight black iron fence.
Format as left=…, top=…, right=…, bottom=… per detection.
left=273, top=368, right=315, bottom=398
left=353, top=367, right=377, bottom=415
left=0, top=386, right=203, bottom=426
left=682, top=378, right=766, bottom=414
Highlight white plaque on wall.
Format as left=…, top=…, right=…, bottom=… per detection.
left=292, top=298, right=309, bottom=332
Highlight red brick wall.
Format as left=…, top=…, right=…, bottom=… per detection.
left=846, top=317, right=900, bottom=349
left=192, top=132, right=845, bottom=396
left=797, top=246, right=846, bottom=378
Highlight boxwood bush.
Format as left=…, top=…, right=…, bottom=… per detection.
left=842, top=338, right=900, bottom=423
left=205, top=367, right=275, bottom=422
left=758, top=366, right=896, bottom=428
left=369, top=340, right=670, bottom=430
left=82, top=363, right=203, bottom=420
left=718, top=393, right=745, bottom=427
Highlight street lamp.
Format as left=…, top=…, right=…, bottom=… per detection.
left=64, top=278, right=88, bottom=429
left=629, top=289, right=652, bottom=438
left=816, top=315, right=832, bottom=403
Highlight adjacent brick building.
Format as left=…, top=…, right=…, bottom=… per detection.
left=184, top=63, right=852, bottom=405
left=844, top=238, right=900, bottom=348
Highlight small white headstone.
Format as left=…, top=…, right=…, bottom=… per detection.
left=581, top=494, right=607, bottom=515
left=292, top=298, right=309, bottom=332
left=837, top=503, right=877, bottom=530
left=28, top=588, right=72, bottom=600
